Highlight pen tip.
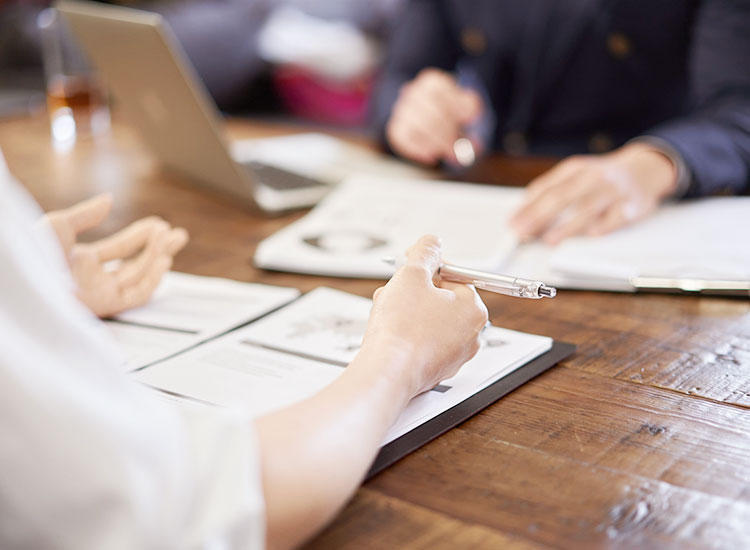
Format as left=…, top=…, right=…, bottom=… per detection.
left=539, top=286, right=557, bottom=298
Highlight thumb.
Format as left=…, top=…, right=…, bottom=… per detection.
left=403, top=234, right=443, bottom=281
left=61, top=194, right=113, bottom=236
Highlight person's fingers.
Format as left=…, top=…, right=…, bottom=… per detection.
left=512, top=170, right=606, bottom=240
left=401, top=235, right=443, bottom=281
left=68, top=244, right=102, bottom=283
left=388, top=101, right=456, bottom=164
left=440, top=280, right=487, bottom=310
left=90, top=216, right=167, bottom=262
left=438, top=281, right=488, bottom=324
left=511, top=157, right=588, bottom=222
left=414, top=68, right=460, bottom=103
left=386, top=116, right=441, bottom=165
left=114, top=224, right=170, bottom=289
left=396, top=105, right=456, bottom=158
left=433, top=280, right=488, bottom=359
left=419, top=74, right=469, bottom=120
left=388, top=69, right=474, bottom=165
left=59, top=194, right=113, bottom=236
left=437, top=279, right=474, bottom=295
left=165, top=227, right=189, bottom=256
left=413, top=76, right=483, bottom=153
left=510, top=170, right=574, bottom=232
left=119, top=256, right=172, bottom=311
left=372, top=286, right=384, bottom=301
left=386, top=126, right=438, bottom=166
left=586, top=204, right=624, bottom=237
left=515, top=169, right=609, bottom=238
left=541, top=189, right=616, bottom=244
left=405, top=95, right=463, bottom=149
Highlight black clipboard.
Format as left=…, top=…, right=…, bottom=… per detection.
left=366, top=340, right=576, bottom=479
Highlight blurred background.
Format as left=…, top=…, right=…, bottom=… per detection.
left=0, top=0, right=404, bottom=127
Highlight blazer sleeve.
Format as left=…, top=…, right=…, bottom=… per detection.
left=370, top=0, right=461, bottom=146
left=643, top=0, right=750, bottom=198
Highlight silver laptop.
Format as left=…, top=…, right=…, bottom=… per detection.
left=57, top=0, right=331, bottom=213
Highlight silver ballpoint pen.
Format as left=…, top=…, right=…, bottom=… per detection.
left=383, top=258, right=557, bottom=299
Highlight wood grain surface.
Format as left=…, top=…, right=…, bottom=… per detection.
left=2, top=113, right=748, bottom=550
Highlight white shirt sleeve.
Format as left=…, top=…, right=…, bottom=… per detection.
left=0, top=172, right=265, bottom=549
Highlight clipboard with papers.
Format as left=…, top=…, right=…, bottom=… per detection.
left=112, top=274, right=574, bottom=475
left=368, top=339, right=575, bottom=478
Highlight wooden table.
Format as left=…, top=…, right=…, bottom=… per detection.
left=2, top=114, right=749, bottom=549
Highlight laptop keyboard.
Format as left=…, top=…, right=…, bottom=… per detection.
left=242, top=161, right=326, bottom=190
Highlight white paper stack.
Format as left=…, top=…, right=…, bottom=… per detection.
left=502, top=197, right=750, bottom=293
left=255, top=174, right=750, bottom=294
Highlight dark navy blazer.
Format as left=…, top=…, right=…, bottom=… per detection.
left=371, top=0, right=750, bottom=197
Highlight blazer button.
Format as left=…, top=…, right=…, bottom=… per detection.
left=588, top=132, right=614, bottom=153
left=503, top=131, right=527, bottom=155
left=461, top=28, right=487, bottom=55
left=607, top=32, right=632, bottom=59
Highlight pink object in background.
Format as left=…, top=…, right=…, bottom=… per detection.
left=272, top=64, right=374, bottom=126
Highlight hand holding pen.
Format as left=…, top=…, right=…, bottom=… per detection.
left=384, top=257, right=557, bottom=299
left=385, top=68, right=484, bottom=167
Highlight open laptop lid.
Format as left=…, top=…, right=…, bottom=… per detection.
left=56, top=0, right=258, bottom=205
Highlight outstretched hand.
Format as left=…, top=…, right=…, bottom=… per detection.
left=509, top=143, right=678, bottom=244
left=42, top=195, right=188, bottom=318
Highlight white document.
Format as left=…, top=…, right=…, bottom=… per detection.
left=500, top=242, right=636, bottom=292
left=254, top=177, right=522, bottom=278
left=549, top=198, right=750, bottom=281
left=255, top=170, right=748, bottom=293
left=134, top=287, right=552, bottom=445
left=500, top=197, right=750, bottom=292
left=105, top=272, right=300, bottom=371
